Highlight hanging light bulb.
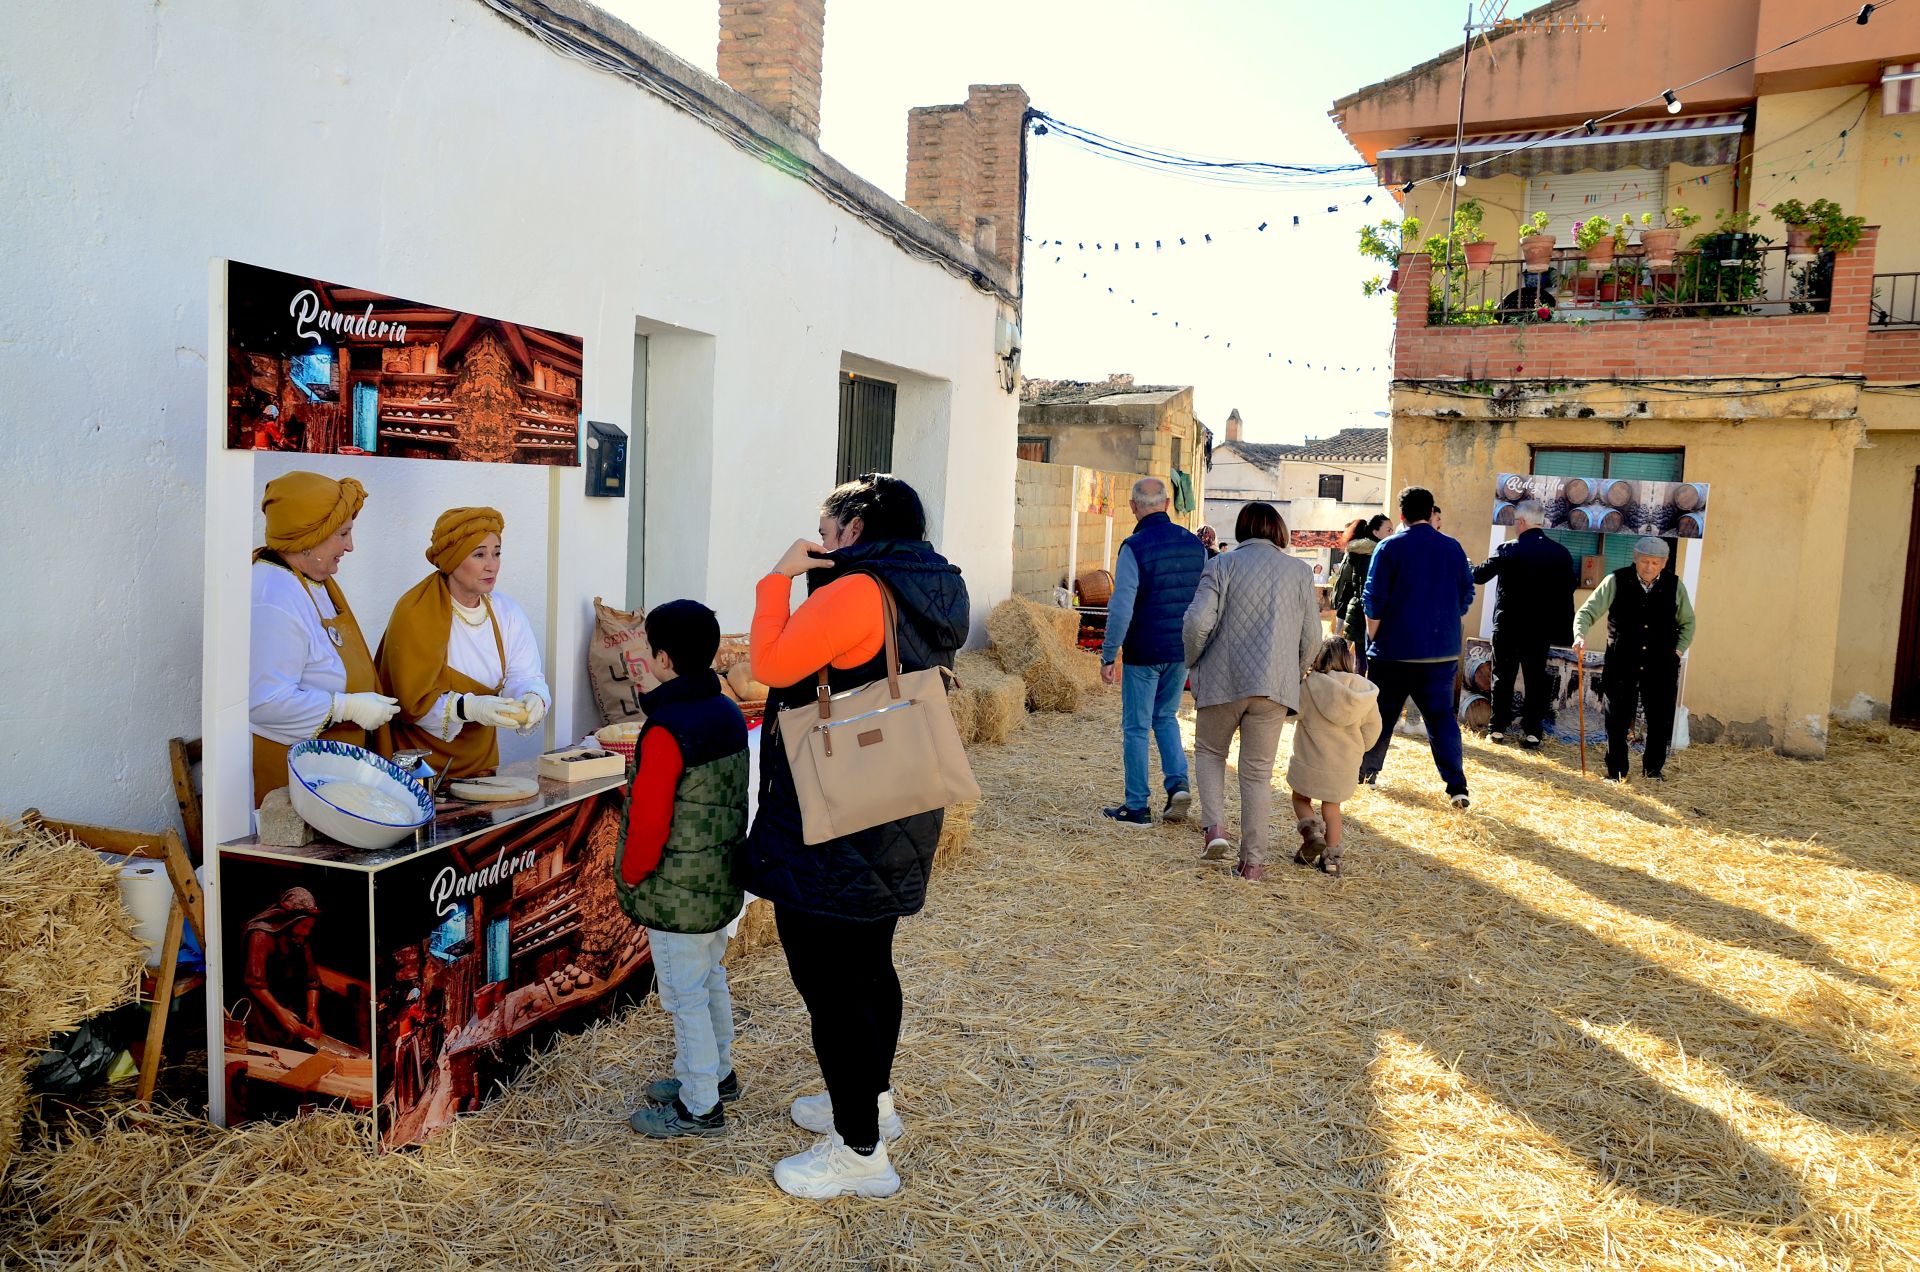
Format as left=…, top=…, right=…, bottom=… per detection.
left=1663, top=89, right=1682, bottom=114
left=1858, top=4, right=1875, bottom=24
left=1401, top=180, right=1416, bottom=194
left=1455, top=165, right=1469, bottom=187
left=1583, top=119, right=1599, bottom=135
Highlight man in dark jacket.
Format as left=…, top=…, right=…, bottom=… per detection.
left=1100, top=477, right=1208, bottom=827
left=1358, top=486, right=1476, bottom=806
left=1471, top=500, right=1577, bottom=747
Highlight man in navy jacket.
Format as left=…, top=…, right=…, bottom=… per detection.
left=1359, top=486, right=1476, bottom=806
left=1471, top=500, right=1576, bottom=747
left=1100, top=477, right=1207, bottom=826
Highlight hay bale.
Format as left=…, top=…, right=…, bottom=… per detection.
left=726, top=898, right=779, bottom=960
left=0, top=1054, right=29, bottom=1182
left=987, top=598, right=1100, bottom=714
left=953, top=650, right=1026, bottom=746
left=0, top=821, right=146, bottom=1052
left=933, top=801, right=977, bottom=872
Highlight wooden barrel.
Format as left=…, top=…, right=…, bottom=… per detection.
left=1493, top=501, right=1518, bottom=526
left=1596, top=477, right=1634, bottom=508
left=1498, top=473, right=1531, bottom=502
left=1076, top=568, right=1115, bottom=606
left=1569, top=503, right=1624, bottom=533
left=1678, top=512, right=1706, bottom=538
left=1464, top=648, right=1496, bottom=693
left=1562, top=476, right=1595, bottom=505
left=1458, top=693, right=1492, bottom=730
left=1670, top=482, right=1706, bottom=512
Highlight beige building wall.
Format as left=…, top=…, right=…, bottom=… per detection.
left=1012, top=458, right=1163, bottom=600
left=1391, top=382, right=1863, bottom=756
left=1833, top=397, right=1920, bottom=718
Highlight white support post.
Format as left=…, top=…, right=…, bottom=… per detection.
left=1103, top=514, right=1115, bottom=573
left=1065, top=465, right=1080, bottom=594
left=202, top=259, right=252, bottom=1125
left=1480, top=524, right=1506, bottom=641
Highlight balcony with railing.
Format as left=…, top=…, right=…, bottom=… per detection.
left=1392, top=228, right=1886, bottom=383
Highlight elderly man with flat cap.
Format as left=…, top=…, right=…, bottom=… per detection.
left=1573, top=537, right=1697, bottom=782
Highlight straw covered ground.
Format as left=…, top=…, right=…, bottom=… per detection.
left=5, top=694, right=1920, bottom=1270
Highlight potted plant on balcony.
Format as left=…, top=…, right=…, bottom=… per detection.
left=1699, top=210, right=1764, bottom=266
left=1642, top=207, right=1698, bottom=268
left=1454, top=199, right=1497, bottom=270
left=1357, top=215, right=1418, bottom=297
left=1575, top=216, right=1617, bottom=268
left=1517, top=211, right=1555, bottom=271
left=1771, top=197, right=1867, bottom=263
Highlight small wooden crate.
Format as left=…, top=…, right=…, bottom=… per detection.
left=538, top=747, right=627, bottom=783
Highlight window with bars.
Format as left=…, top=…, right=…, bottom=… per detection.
left=1531, top=447, right=1684, bottom=573
left=837, top=374, right=896, bottom=483
left=1318, top=473, right=1345, bottom=501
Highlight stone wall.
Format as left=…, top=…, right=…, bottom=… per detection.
left=1013, top=459, right=1147, bottom=600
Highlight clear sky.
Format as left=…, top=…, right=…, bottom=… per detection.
left=599, top=0, right=1465, bottom=444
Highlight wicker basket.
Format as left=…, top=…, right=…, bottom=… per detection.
left=1076, top=568, right=1115, bottom=607
left=594, top=724, right=643, bottom=765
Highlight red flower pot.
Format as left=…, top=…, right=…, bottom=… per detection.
left=1464, top=240, right=1497, bottom=270
left=1521, top=236, right=1555, bottom=270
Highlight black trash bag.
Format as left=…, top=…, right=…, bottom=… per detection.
left=28, top=1001, right=146, bottom=1096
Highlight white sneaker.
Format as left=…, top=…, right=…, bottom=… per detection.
left=790, top=1089, right=905, bottom=1142
left=774, top=1133, right=901, bottom=1199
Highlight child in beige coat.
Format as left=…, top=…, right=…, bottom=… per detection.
left=1286, top=638, right=1382, bottom=876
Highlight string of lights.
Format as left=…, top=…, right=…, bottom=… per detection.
left=1027, top=110, right=1373, bottom=190
left=1029, top=252, right=1390, bottom=375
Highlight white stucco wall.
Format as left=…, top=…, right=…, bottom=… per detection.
left=0, top=0, right=1016, bottom=831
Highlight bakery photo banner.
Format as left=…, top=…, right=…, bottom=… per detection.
left=226, top=261, right=583, bottom=467
left=1492, top=473, right=1710, bottom=540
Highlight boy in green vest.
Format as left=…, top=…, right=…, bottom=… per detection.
left=620, top=600, right=750, bottom=1138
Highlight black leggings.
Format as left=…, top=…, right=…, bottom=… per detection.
left=775, top=906, right=902, bottom=1147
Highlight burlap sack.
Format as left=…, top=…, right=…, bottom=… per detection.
left=590, top=597, right=649, bottom=727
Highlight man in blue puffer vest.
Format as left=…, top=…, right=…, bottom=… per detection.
left=1358, top=486, right=1477, bottom=807
left=1100, top=477, right=1208, bottom=827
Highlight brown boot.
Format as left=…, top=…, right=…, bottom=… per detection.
left=1319, top=837, right=1344, bottom=877
left=1292, top=816, right=1327, bottom=867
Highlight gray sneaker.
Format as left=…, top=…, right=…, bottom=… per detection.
left=630, top=1098, right=727, bottom=1138
left=1162, top=787, right=1192, bottom=822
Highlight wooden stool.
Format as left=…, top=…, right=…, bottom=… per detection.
left=19, top=811, right=206, bottom=1104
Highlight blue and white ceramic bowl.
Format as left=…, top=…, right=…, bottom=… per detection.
left=286, top=739, right=434, bottom=850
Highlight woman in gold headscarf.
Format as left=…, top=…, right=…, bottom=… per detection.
left=250, top=472, right=400, bottom=807
left=377, top=507, right=551, bottom=781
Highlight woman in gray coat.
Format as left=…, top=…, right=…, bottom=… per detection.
left=1181, top=502, right=1321, bottom=880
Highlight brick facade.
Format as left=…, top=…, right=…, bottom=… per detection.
left=905, top=84, right=1028, bottom=273
left=1867, top=328, right=1920, bottom=383
left=1393, top=229, right=1880, bottom=382
left=717, top=0, right=826, bottom=140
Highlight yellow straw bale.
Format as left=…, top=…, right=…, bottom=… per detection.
left=0, top=820, right=146, bottom=1051
left=986, top=598, right=1100, bottom=714
left=952, top=651, right=1026, bottom=746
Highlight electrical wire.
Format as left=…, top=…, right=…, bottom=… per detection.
left=1397, top=0, right=1901, bottom=198
left=1030, top=110, right=1372, bottom=190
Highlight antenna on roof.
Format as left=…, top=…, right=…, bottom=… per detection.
left=1471, top=0, right=1512, bottom=67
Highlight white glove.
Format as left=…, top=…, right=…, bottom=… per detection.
left=332, top=692, right=400, bottom=731
left=517, top=692, right=548, bottom=735
left=461, top=694, right=524, bottom=729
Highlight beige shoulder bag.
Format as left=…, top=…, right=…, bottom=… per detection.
left=777, top=582, right=980, bottom=845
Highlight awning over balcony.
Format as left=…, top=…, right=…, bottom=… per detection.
left=1375, top=112, right=1748, bottom=184
left=1885, top=64, right=1920, bottom=115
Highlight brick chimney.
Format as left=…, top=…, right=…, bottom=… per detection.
left=905, top=83, right=1029, bottom=274
left=718, top=0, right=826, bottom=140
left=1225, top=408, right=1243, bottom=443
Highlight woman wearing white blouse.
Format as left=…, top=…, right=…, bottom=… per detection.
left=249, top=472, right=401, bottom=806
left=377, top=507, right=551, bottom=781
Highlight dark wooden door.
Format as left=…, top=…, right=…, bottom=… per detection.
left=1894, top=467, right=1920, bottom=729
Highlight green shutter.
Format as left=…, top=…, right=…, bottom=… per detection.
left=1533, top=450, right=1606, bottom=478
left=1546, top=528, right=1600, bottom=557
left=1605, top=451, right=1683, bottom=481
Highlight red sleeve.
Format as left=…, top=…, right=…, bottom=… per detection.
left=749, top=572, right=886, bottom=689
left=620, top=728, right=684, bottom=887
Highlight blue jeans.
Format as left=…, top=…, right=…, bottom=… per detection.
left=646, top=926, right=734, bottom=1116
left=1121, top=660, right=1190, bottom=812
left=1359, top=659, right=1468, bottom=796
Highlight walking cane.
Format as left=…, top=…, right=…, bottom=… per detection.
left=1577, top=655, right=1588, bottom=776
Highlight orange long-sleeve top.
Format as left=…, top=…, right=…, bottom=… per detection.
left=751, top=572, right=886, bottom=689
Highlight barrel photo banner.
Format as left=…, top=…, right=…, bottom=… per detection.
left=1492, top=474, right=1710, bottom=540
